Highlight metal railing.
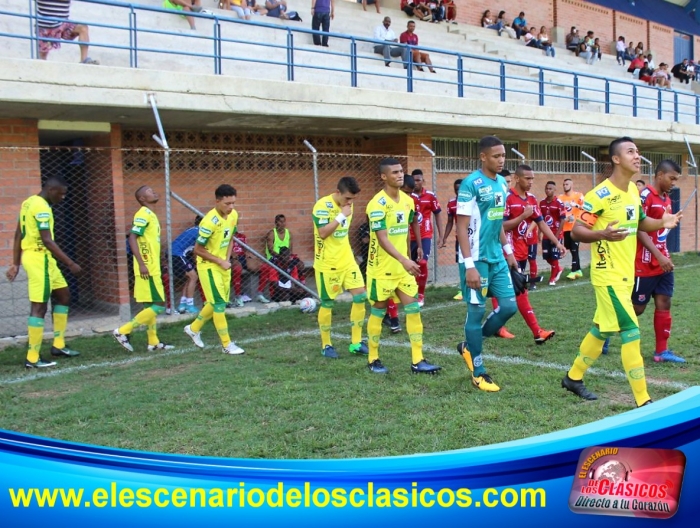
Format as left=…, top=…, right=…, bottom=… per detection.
left=2, top=0, right=700, bottom=124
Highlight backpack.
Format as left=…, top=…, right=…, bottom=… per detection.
left=287, top=11, right=302, bottom=22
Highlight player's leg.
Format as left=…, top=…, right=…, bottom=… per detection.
left=384, top=298, right=401, bottom=333
left=47, top=256, right=79, bottom=358
left=396, top=278, right=440, bottom=374
left=208, top=268, right=242, bottom=354
left=22, top=252, right=54, bottom=367
left=346, top=264, right=368, bottom=356
left=184, top=266, right=215, bottom=348
left=366, top=277, right=390, bottom=373
left=490, top=297, right=515, bottom=339
left=453, top=238, right=462, bottom=300
left=527, top=243, right=538, bottom=284
left=316, top=269, right=338, bottom=358
left=144, top=276, right=170, bottom=350
left=183, top=265, right=199, bottom=313
left=565, top=231, right=582, bottom=278
left=515, top=289, right=555, bottom=344
left=416, top=238, right=431, bottom=305
left=649, top=273, right=683, bottom=363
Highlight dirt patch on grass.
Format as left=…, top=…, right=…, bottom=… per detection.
left=23, top=387, right=81, bottom=399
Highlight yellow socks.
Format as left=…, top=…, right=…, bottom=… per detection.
left=191, top=303, right=214, bottom=333
left=620, top=331, right=650, bottom=406
left=568, top=330, right=605, bottom=381
left=52, top=305, right=68, bottom=350
left=27, top=316, right=44, bottom=364
left=213, top=308, right=230, bottom=347
left=367, top=307, right=385, bottom=363
left=350, top=300, right=366, bottom=345
left=318, top=305, right=333, bottom=348
left=405, top=302, right=424, bottom=364
left=118, top=307, right=157, bottom=336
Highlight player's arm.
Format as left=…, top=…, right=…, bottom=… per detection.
left=410, top=211, right=423, bottom=261
left=433, top=208, right=444, bottom=244
left=375, top=228, right=420, bottom=276
left=455, top=188, right=481, bottom=289
left=637, top=231, right=673, bottom=272
left=315, top=204, right=352, bottom=239
left=502, top=205, right=534, bottom=231
left=571, top=217, right=629, bottom=243
left=5, top=221, right=22, bottom=282
left=499, top=227, right=518, bottom=269
left=535, top=218, right=567, bottom=256
left=40, top=228, right=81, bottom=276
left=194, top=224, right=231, bottom=271
left=441, top=213, right=454, bottom=247
left=265, top=229, right=277, bottom=258
left=639, top=211, right=681, bottom=232
left=127, top=232, right=150, bottom=279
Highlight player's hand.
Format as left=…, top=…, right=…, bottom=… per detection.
left=401, top=257, right=421, bottom=276
left=138, top=263, right=149, bottom=279
left=340, top=204, right=352, bottom=218
left=5, top=264, right=18, bottom=282
left=556, top=243, right=567, bottom=257
left=523, top=206, right=534, bottom=218
left=658, top=254, right=674, bottom=272
left=466, top=267, right=481, bottom=290
left=601, top=221, right=630, bottom=242
left=661, top=211, right=682, bottom=229
left=505, top=253, right=518, bottom=270
left=439, top=239, right=447, bottom=248
left=415, top=246, right=424, bottom=261
left=69, top=262, right=83, bottom=276
left=219, top=259, right=232, bottom=271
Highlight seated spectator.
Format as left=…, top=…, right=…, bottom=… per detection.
left=427, top=1, right=445, bottom=23
left=646, top=53, right=655, bottom=69
left=651, top=63, right=672, bottom=89
left=400, top=20, right=436, bottom=73
left=265, top=0, right=289, bottom=18
left=412, top=2, right=432, bottom=21
left=688, top=60, right=696, bottom=81
left=579, top=31, right=596, bottom=65
left=538, top=26, right=555, bottom=57
left=616, top=36, right=626, bottom=65
left=247, top=0, right=267, bottom=14
left=230, top=0, right=252, bottom=19
left=638, top=61, right=653, bottom=83
left=565, top=26, right=580, bottom=55
left=269, top=248, right=306, bottom=303
left=635, top=41, right=644, bottom=56
left=497, top=11, right=517, bottom=39
left=442, top=0, right=457, bottom=24
left=361, top=0, right=381, bottom=14
left=400, top=0, right=416, bottom=17
left=625, top=41, right=636, bottom=61
left=172, top=215, right=203, bottom=314
left=373, top=16, right=408, bottom=67
left=37, top=0, right=101, bottom=63
left=523, top=27, right=541, bottom=49
left=671, top=59, right=693, bottom=84
left=627, top=54, right=645, bottom=76
left=512, top=11, right=527, bottom=39
left=164, top=0, right=201, bottom=31
left=481, top=9, right=504, bottom=34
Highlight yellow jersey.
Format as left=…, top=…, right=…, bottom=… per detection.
left=196, top=207, right=238, bottom=270
left=312, top=194, right=355, bottom=271
left=579, top=180, right=645, bottom=287
left=366, top=189, right=415, bottom=278
left=19, top=195, right=53, bottom=252
left=131, top=206, right=161, bottom=275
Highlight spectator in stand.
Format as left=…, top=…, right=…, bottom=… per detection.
left=412, top=2, right=432, bottom=22
left=247, top=0, right=268, bottom=15
left=671, top=59, right=693, bottom=84
left=523, top=27, right=541, bottom=49
left=538, top=26, right=555, bottom=57
left=497, top=11, right=517, bottom=39
left=373, top=17, right=408, bottom=67
left=635, top=41, right=644, bottom=56
left=164, top=0, right=201, bottom=30
left=580, top=31, right=596, bottom=65
left=37, top=0, right=101, bottom=62
left=428, top=1, right=445, bottom=23
left=481, top=10, right=504, bottom=35
left=688, top=60, right=696, bottom=81
left=652, top=63, right=672, bottom=89
left=512, top=11, right=527, bottom=39
left=627, top=53, right=645, bottom=77
left=400, top=21, right=437, bottom=73
left=625, top=41, right=636, bottom=61
left=442, top=0, right=457, bottom=24
left=646, top=53, right=655, bottom=69
left=400, top=0, right=416, bottom=17
left=566, top=26, right=580, bottom=55
left=311, top=0, right=334, bottom=47
left=361, top=0, right=381, bottom=14
left=230, top=0, right=252, bottom=19
left=639, top=60, right=653, bottom=83
left=266, top=0, right=289, bottom=18
left=616, top=36, right=626, bottom=65
left=593, top=37, right=602, bottom=61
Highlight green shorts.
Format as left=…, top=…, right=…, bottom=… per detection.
left=459, top=259, right=514, bottom=306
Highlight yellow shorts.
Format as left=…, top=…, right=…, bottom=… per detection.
left=315, top=263, right=365, bottom=301
left=134, top=274, right=165, bottom=303
left=593, top=284, right=639, bottom=333
left=368, top=274, right=418, bottom=302
left=22, top=251, right=67, bottom=303
left=198, top=266, right=231, bottom=305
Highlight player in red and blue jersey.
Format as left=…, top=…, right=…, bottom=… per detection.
left=441, top=178, right=462, bottom=300
left=539, top=181, right=567, bottom=285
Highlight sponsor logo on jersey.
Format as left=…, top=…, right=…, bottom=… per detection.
left=211, top=216, right=219, bottom=225
left=626, top=205, right=636, bottom=220
left=478, top=186, right=492, bottom=195
left=657, top=228, right=669, bottom=243
left=473, top=177, right=483, bottom=186
left=318, top=218, right=329, bottom=225
left=545, top=215, right=554, bottom=227
left=596, top=187, right=611, bottom=199
left=315, top=210, right=329, bottom=217
left=517, top=221, right=528, bottom=237
left=378, top=197, right=386, bottom=206
left=494, top=193, right=504, bottom=207
left=371, top=221, right=383, bottom=230
left=326, top=201, right=334, bottom=208
left=396, top=212, right=405, bottom=224
left=583, top=202, right=593, bottom=212
left=487, top=208, right=504, bottom=221
left=36, top=212, right=50, bottom=220
left=134, top=217, right=147, bottom=226
left=388, top=226, right=409, bottom=236
left=332, top=229, right=349, bottom=238
left=369, top=211, right=383, bottom=219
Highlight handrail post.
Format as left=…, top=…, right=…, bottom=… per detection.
left=573, top=74, right=578, bottom=110
left=538, top=68, right=544, bottom=106
left=214, top=18, right=222, bottom=75
left=287, top=30, right=294, bottom=81
left=604, top=80, right=610, bottom=113
left=658, top=89, right=663, bottom=120
left=128, top=7, right=135, bottom=68
left=406, top=46, right=413, bottom=93
left=674, top=92, right=679, bottom=123
left=500, top=61, right=506, bottom=102
left=696, top=96, right=699, bottom=125
left=633, top=84, right=637, bottom=117
left=457, top=55, right=464, bottom=98
left=350, top=38, right=358, bottom=88
left=28, top=0, right=36, bottom=59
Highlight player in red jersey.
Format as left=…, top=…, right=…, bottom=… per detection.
left=539, top=181, right=567, bottom=286
left=525, top=218, right=539, bottom=286
left=633, top=160, right=685, bottom=363
left=503, top=165, right=567, bottom=344
left=441, top=178, right=463, bottom=300
left=409, top=169, right=443, bottom=307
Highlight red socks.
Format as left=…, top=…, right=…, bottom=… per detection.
left=387, top=299, right=399, bottom=319
left=516, top=291, right=540, bottom=336
left=528, top=258, right=537, bottom=280
left=232, top=265, right=242, bottom=296
left=653, top=310, right=672, bottom=353
left=417, top=259, right=428, bottom=296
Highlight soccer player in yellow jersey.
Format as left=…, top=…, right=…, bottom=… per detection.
left=561, top=137, right=681, bottom=407
left=313, top=176, right=368, bottom=359
left=365, top=158, right=441, bottom=375
left=184, top=184, right=245, bottom=355
left=113, top=186, right=173, bottom=352
left=6, top=177, right=82, bottom=368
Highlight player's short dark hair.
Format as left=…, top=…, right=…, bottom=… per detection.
left=215, top=184, right=236, bottom=199
left=546, top=180, right=556, bottom=186
left=134, top=185, right=149, bottom=199
left=454, top=178, right=463, bottom=186
left=609, top=136, right=635, bottom=158
left=499, top=169, right=511, bottom=177
left=636, top=179, right=646, bottom=186
left=194, top=215, right=203, bottom=226
left=43, top=176, right=68, bottom=189
left=655, top=159, right=682, bottom=175
left=337, top=176, right=360, bottom=194
left=411, top=169, right=423, bottom=177
left=402, top=174, right=415, bottom=191
left=275, top=214, right=286, bottom=222
left=379, top=157, right=402, bottom=175
left=278, top=246, right=290, bottom=257
left=515, top=164, right=533, bottom=175
left=478, top=136, right=503, bottom=153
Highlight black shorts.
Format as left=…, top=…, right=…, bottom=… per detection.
left=173, top=255, right=195, bottom=277
left=632, top=273, right=674, bottom=305
left=563, top=231, right=578, bottom=250
left=454, top=238, right=459, bottom=263
left=541, top=239, right=561, bottom=261
left=411, top=238, right=432, bottom=260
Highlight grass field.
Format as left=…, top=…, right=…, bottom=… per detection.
left=1, top=255, right=698, bottom=459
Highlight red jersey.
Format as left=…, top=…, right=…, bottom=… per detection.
left=233, top=233, right=247, bottom=256
left=446, top=196, right=457, bottom=218
left=635, top=185, right=671, bottom=277
left=504, top=189, right=543, bottom=261
left=539, top=197, right=567, bottom=240
left=410, top=188, right=442, bottom=241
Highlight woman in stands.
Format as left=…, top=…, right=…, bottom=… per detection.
left=538, top=26, right=555, bottom=57
left=651, top=63, right=672, bottom=89
left=635, top=41, right=644, bottom=56
left=481, top=10, right=504, bottom=34
left=497, top=11, right=517, bottom=38
left=442, top=0, right=457, bottom=24
left=523, top=27, right=542, bottom=49
left=625, top=41, right=636, bottom=61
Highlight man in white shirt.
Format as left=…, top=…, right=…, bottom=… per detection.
left=373, top=16, right=407, bottom=67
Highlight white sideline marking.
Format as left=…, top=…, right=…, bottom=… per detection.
left=1, top=264, right=697, bottom=387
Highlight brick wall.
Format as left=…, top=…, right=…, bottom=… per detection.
left=555, top=0, right=613, bottom=52
left=455, top=0, right=554, bottom=32
left=648, top=23, right=674, bottom=65
left=614, top=12, right=647, bottom=54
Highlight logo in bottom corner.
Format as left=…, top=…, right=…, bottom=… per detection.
left=569, top=446, right=685, bottom=519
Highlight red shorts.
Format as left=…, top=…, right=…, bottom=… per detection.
left=38, top=23, right=78, bottom=54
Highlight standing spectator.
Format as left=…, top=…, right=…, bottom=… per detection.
left=361, top=0, right=380, bottom=14
left=442, top=0, right=456, bottom=24
left=37, top=0, right=100, bottom=63
left=481, top=10, right=504, bottom=34
left=311, top=0, right=334, bottom=47
left=566, top=26, right=580, bottom=55
left=538, top=26, right=555, bottom=57
left=373, top=16, right=407, bottom=68
left=400, top=21, right=436, bottom=73
left=512, top=11, right=527, bottom=39
left=497, top=11, right=517, bottom=39
left=671, top=59, right=692, bottom=84
left=593, top=37, right=602, bottom=61
left=266, top=0, right=289, bottom=18
left=616, top=36, right=626, bottom=65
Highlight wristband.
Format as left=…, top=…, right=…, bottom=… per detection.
left=502, top=243, right=513, bottom=255
left=335, top=213, right=347, bottom=224
left=464, top=257, right=475, bottom=269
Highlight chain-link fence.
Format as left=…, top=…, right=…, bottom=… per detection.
left=1, top=146, right=697, bottom=337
